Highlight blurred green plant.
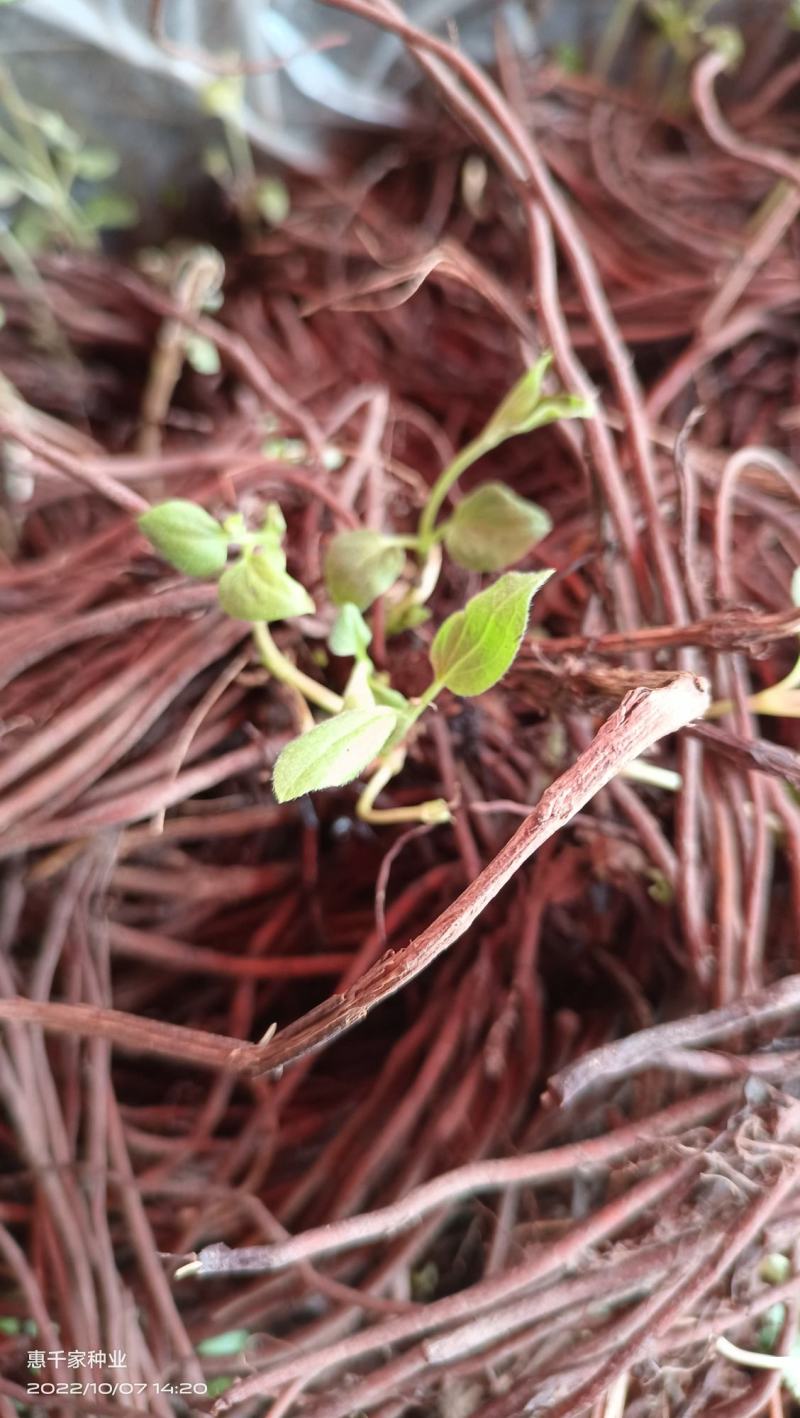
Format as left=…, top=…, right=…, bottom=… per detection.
left=0, top=65, right=137, bottom=255
left=200, top=68, right=289, bottom=230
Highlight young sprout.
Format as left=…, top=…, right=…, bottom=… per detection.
left=200, top=68, right=290, bottom=230
left=321, top=350, right=591, bottom=621
left=137, top=358, right=577, bottom=826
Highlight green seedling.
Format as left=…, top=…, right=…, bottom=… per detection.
left=645, top=0, right=742, bottom=64
left=138, top=357, right=586, bottom=823
left=323, top=350, right=590, bottom=625
left=200, top=69, right=289, bottom=230
left=0, top=65, right=136, bottom=255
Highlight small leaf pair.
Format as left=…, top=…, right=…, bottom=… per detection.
left=273, top=570, right=552, bottom=802
left=138, top=499, right=313, bottom=623
left=477, top=352, right=593, bottom=450
left=139, top=501, right=228, bottom=578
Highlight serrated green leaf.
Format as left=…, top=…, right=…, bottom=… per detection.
left=444, top=482, right=552, bottom=572
left=139, top=500, right=228, bottom=578
left=196, top=1329, right=250, bottom=1358
left=185, top=334, right=221, bottom=376
left=273, top=707, right=397, bottom=801
left=72, top=145, right=120, bottom=181
left=82, top=192, right=138, bottom=230
left=218, top=552, right=314, bottom=622
left=430, top=570, right=553, bottom=697
left=329, top=603, right=372, bottom=660
left=255, top=177, right=290, bottom=225
left=324, top=530, right=406, bottom=611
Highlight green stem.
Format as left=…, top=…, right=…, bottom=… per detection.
left=418, top=435, right=491, bottom=549
left=224, top=117, right=256, bottom=188
left=356, top=748, right=450, bottom=826
left=383, top=534, right=423, bottom=551
left=252, top=622, right=343, bottom=716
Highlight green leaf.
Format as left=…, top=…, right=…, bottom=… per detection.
left=196, top=1329, right=250, bottom=1358
left=324, top=530, right=406, bottom=611
left=184, top=334, right=221, bottom=375
left=273, top=708, right=397, bottom=802
left=255, top=177, right=290, bottom=225
left=329, top=603, right=372, bottom=660
left=444, top=482, right=552, bottom=572
left=217, top=552, right=314, bottom=622
left=82, top=192, right=138, bottom=230
left=139, top=500, right=228, bottom=578
left=430, top=569, right=553, bottom=697
left=72, top=145, right=120, bottom=181
left=0, top=1317, right=21, bottom=1335
left=479, top=355, right=593, bottom=450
